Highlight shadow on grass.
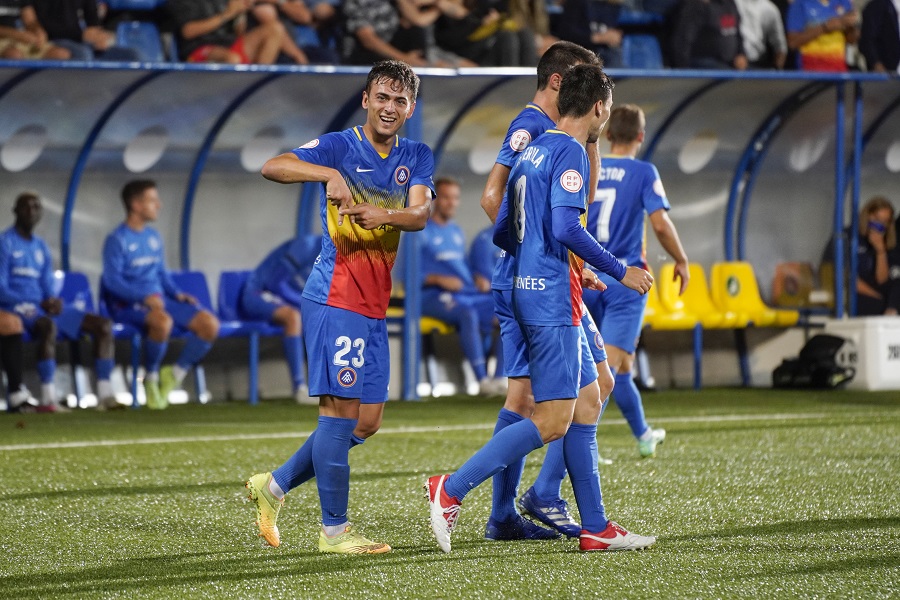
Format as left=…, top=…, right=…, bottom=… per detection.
left=666, top=516, right=900, bottom=541
left=0, top=541, right=561, bottom=598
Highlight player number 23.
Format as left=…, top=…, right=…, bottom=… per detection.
left=334, top=336, right=365, bottom=368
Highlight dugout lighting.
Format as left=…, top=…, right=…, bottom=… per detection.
left=123, top=125, right=169, bottom=173
left=0, top=124, right=47, bottom=172
left=885, top=141, right=900, bottom=173
left=241, top=126, right=285, bottom=172
left=677, top=130, right=718, bottom=174
left=788, top=129, right=830, bottom=173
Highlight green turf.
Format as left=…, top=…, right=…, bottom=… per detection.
left=1, top=389, right=898, bottom=599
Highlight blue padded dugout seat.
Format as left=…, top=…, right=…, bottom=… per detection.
left=622, top=34, right=664, bottom=69
left=217, top=270, right=287, bottom=405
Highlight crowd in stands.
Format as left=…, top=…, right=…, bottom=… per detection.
left=0, top=0, right=898, bottom=71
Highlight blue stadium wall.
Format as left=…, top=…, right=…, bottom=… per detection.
left=0, top=63, right=897, bottom=395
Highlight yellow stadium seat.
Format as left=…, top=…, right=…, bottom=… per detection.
left=662, top=264, right=751, bottom=328
left=710, top=261, right=799, bottom=327
left=643, top=277, right=699, bottom=331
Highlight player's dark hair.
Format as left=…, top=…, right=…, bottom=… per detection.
left=536, top=41, right=601, bottom=91
left=606, top=104, right=645, bottom=144
left=121, top=179, right=156, bottom=213
left=366, top=60, right=420, bottom=101
left=14, top=191, right=39, bottom=210
left=434, top=176, right=459, bottom=190
left=557, top=64, right=614, bottom=119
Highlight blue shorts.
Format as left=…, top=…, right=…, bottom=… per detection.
left=109, top=296, right=201, bottom=332
left=583, top=275, right=648, bottom=354
left=580, top=303, right=607, bottom=364
left=301, top=297, right=389, bottom=404
left=522, top=324, right=585, bottom=402
left=494, top=289, right=528, bottom=378
left=240, top=286, right=286, bottom=322
left=422, top=289, right=495, bottom=333
left=9, top=304, right=85, bottom=340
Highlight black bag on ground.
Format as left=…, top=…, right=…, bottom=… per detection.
left=772, top=334, right=856, bottom=388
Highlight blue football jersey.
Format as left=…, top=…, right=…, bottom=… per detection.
left=492, top=104, right=556, bottom=292
left=586, top=155, right=670, bottom=271
left=292, top=126, right=435, bottom=319
left=248, top=234, right=322, bottom=296
left=0, top=227, right=55, bottom=310
left=468, top=225, right=502, bottom=282
left=421, top=220, right=474, bottom=291
left=101, top=223, right=180, bottom=304
left=507, top=130, right=590, bottom=326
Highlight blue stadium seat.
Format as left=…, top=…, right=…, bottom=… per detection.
left=217, top=270, right=285, bottom=405
left=622, top=34, right=664, bottom=69
left=115, top=21, right=165, bottom=62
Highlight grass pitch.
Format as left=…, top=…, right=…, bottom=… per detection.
left=1, top=388, right=898, bottom=599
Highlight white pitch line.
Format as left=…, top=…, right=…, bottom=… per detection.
left=0, top=411, right=869, bottom=452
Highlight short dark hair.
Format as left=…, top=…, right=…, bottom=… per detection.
left=14, top=191, right=39, bottom=210
left=366, top=60, right=420, bottom=102
left=434, top=176, right=459, bottom=191
left=536, top=41, right=601, bottom=91
left=121, top=179, right=156, bottom=213
left=557, top=64, right=614, bottom=119
left=606, top=104, right=645, bottom=144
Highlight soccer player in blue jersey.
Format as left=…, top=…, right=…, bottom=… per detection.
left=421, top=176, right=502, bottom=395
left=0, top=192, right=116, bottom=412
left=101, top=180, right=220, bottom=410
left=468, top=224, right=503, bottom=294
left=427, top=64, right=656, bottom=553
left=584, top=104, right=689, bottom=458
left=240, top=234, right=321, bottom=404
left=247, top=60, right=435, bottom=555
left=476, top=41, right=617, bottom=542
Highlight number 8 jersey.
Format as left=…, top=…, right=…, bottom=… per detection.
left=506, top=129, right=590, bottom=327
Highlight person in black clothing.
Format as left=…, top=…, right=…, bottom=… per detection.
left=27, top=0, right=140, bottom=61
left=551, top=0, right=623, bottom=67
left=670, top=0, right=748, bottom=69
left=860, top=0, right=900, bottom=73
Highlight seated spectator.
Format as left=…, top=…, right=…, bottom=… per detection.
left=551, top=0, right=623, bottom=67
left=0, top=192, right=117, bottom=412
left=785, top=0, right=858, bottom=71
left=822, top=196, right=900, bottom=316
left=859, top=0, right=900, bottom=74
left=102, top=180, right=220, bottom=409
left=422, top=177, right=503, bottom=396
left=342, top=0, right=474, bottom=66
left=0, top=0, right=70, bottom=60
left=249, top=0, right=337, bottom=63
left=168, top=0, right=291, bottom=64
left=434, top=0, right=535, bottom=65
left=670, top=0, right=748, bottom=69
left=734, top=0, right=787, bottom=68
left=28, top=0, right=141, bottom=61
left=507, top=0, right=551, bottom=59
left=468, top=223, right=502, bottom=293
left=239, top=234, right=321, bottom=404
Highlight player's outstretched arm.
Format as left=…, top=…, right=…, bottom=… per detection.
left=480, top=163, right=511, bottom=224
left=649, top=209, right=690, bottom=295
left=262, top=152, right=354, bottom=222
left=339, top=184, right=431, bottom=232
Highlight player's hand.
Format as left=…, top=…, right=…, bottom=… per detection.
left=41, top=297, right=63, bottom=315
left=867, top=228, right=887, bottom=253
left=438, top=275, right=465, bottom=292
left=620, top=266, right=653, bottom=295
left=673, top=260, right=690, bottom=296
left=473, top=274, right=491, bottom=293
left=733, top=54, right=748, bottom=70
left=581, top=270, right=607, bottom=292
left=326, top=175, right=354, bottom=225
left=143, top=294, right=165, bottom=311
left=339, top=202, right=386, bottom=230
left=177, top=293, right=198, bottom=306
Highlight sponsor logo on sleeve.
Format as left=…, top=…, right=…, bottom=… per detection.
left=653, top=178, right=666, bottom=198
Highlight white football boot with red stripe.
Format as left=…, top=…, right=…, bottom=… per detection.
left=580, top=521, right=656, bottom=551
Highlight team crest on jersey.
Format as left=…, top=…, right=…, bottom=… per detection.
left=560, top=170, right=583, bottom=193
left=300, top=139, right=319, bottom=149
left=337, top=367, right=357, bottom=387
left=594, top=332, right=604, bottom=350
left=509, top=129, right=532, bottom=152
left=394, top=166, right=410, bottom=185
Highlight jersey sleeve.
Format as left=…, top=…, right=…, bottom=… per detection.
left=495, top=113, right=545, bottom=168
left=39, top=239, right=55, bottom=299
left=0, top=237, right=15, bottom=306
left=785, top=0, right=806, bottom=33
left=291, top=133, right=346, bottom=170
left=641, top=163, right=671, bottom=214
left=549, top=142, right=590, bottom=212
left=409, top=142, right=436, bottom=199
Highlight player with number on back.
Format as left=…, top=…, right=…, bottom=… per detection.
left=584, top=104, right=689, bottom=458
left=246, top=60, right=435, bottom=555
left=427, top=63, right=657, bottom=553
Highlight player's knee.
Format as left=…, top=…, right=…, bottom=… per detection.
left=598, top=370, right=614, bottom=402
left=224, top=51, right=242, bottom=64
left=194, top=312, right=219, bottom=341
left=0, top=312, right=23, bottom=335
left=147, top=310, right=173, bottom=338
left=3, top=46, right=24, bottom=60
left=277, top=308, right=301, bottom=336
left=355, top=414, right=382, bottom=438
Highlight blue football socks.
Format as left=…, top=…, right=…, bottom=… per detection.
left=176, top=334, right=212, bottom=371
left=143, top=338, right=167, bottom=374
left=312, top=416, right=357, bottom=526
left=445, top=418, right=544, bottom=502
left=564, top=421, right=607, bottom=532
left=530, top=438, right=567, bottom=501
left=490, top=408, right=526, bottom=521
left=37, top=359, right=55, bottom=384
left=613, top=372, right=650, bottom=439
left=282, top=335, right=305, bottom=389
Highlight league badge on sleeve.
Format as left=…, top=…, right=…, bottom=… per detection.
left=301, top=139, right=319, bottom=149
left=509, top=129, right=532, bottom=152
left=560, top=170, right=584, bottom=193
